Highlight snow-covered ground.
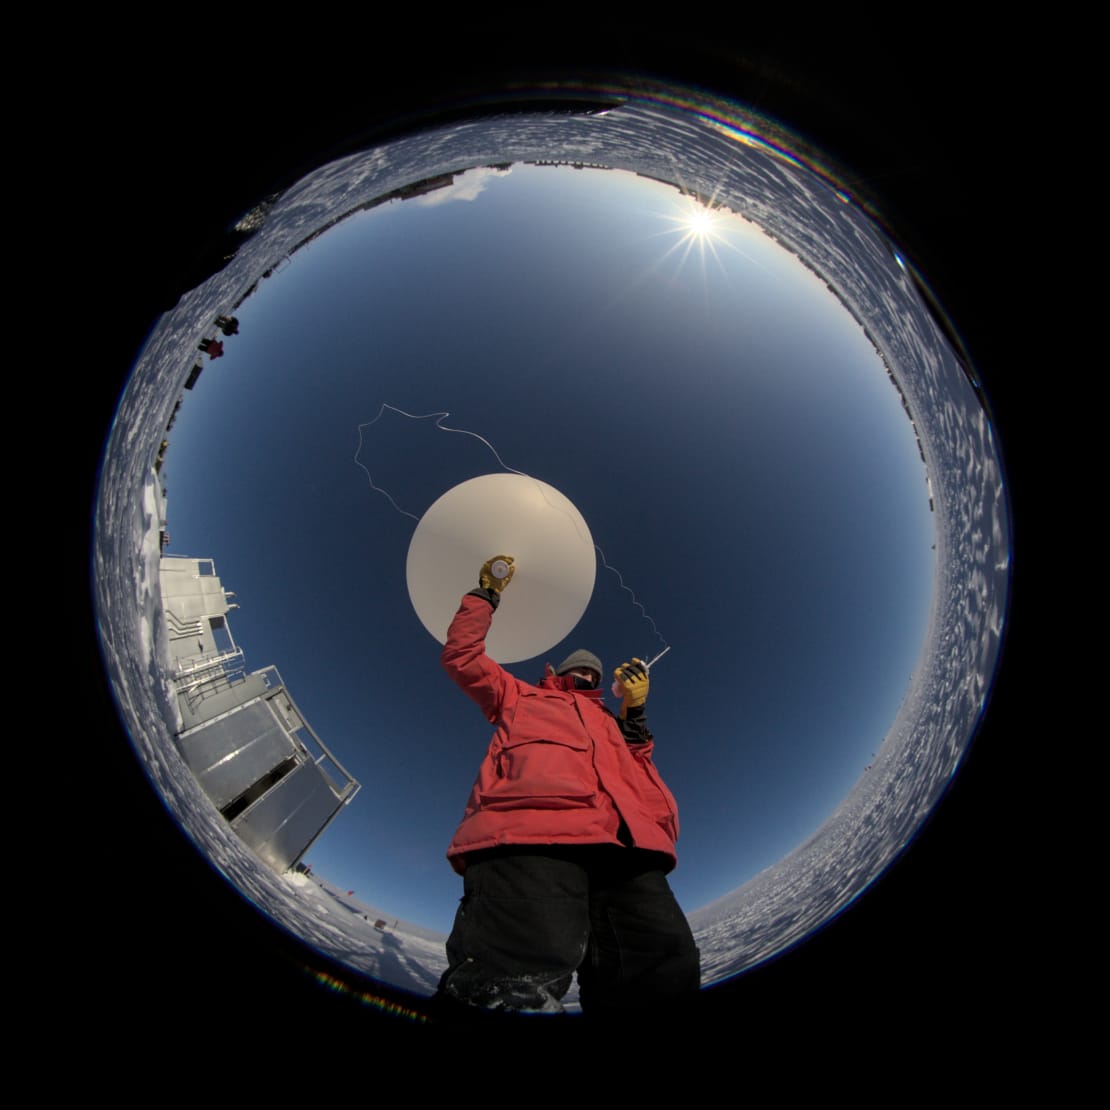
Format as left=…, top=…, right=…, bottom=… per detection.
left=281, top=872, right=447, bottom=995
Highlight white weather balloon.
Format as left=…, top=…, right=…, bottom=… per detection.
left=406, top=473, right=596, bottom=663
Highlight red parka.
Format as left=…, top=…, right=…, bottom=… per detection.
left=442, top=592, right=680, bottom=874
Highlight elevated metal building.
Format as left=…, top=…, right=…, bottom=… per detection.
left=159, top=556, right=360, bottom=871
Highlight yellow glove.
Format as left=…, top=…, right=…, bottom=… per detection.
left=614, top=659, right=649, bottom=716
left=479, top=555, right=515, bottom=593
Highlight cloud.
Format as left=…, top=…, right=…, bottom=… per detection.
left=415, top=165, right=512, bottom=206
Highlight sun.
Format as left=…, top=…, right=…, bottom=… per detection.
left=651, top=195, right=731, bottom=276
left=682, top=204, right=720, bottom=241
left=635, top=185, right=768, bottom=292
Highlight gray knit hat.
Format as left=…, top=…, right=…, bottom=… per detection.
left=555, top=649, right=603, bottom=679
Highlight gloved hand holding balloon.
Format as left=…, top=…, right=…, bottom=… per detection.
left=480, top=555, right=515, bottom=592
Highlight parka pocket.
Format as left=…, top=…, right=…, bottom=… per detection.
left=480, top=693, right=595, bottom=810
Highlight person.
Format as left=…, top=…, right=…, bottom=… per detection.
left=435, top=554, right=699, bottom=1018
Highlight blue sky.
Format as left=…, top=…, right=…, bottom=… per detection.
left=163, top=163, right=935, bottom=931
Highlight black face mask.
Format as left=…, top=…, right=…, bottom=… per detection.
left=571, top=674, right=598, bottom=691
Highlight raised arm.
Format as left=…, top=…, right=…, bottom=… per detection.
left=440, top=555, right=517, bottom=723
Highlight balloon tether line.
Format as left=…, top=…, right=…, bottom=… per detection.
left=354, top=404, right=667, bottom=650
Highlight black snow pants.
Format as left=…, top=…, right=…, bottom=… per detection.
left=436, top=845, right=700, bottom=1017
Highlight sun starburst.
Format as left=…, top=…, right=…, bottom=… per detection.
left=650, top=194, right=732, bottom=279
left=682, top=203, right=720, bottom=241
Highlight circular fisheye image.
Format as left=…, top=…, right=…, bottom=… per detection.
left=89, top=48, right=1014, bottom=1034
